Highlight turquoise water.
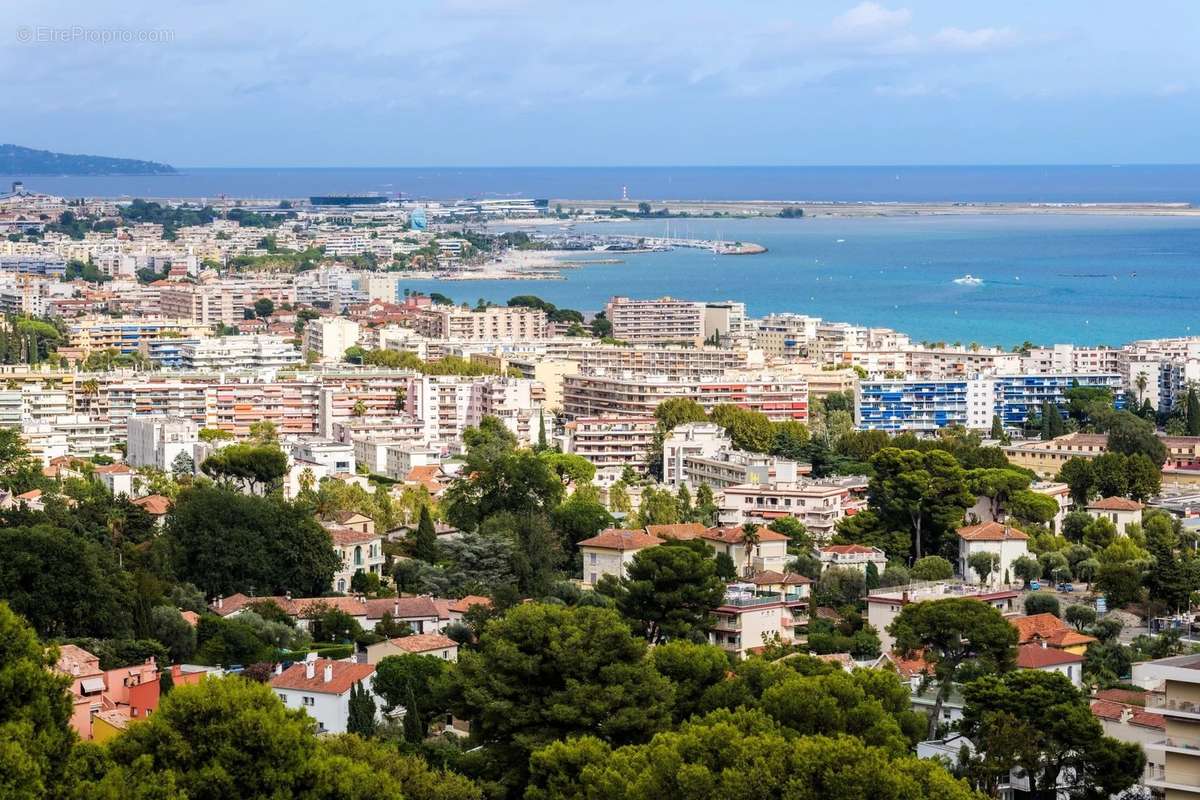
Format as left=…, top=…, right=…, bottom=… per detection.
left=400, top=215, right=1200, bottom=348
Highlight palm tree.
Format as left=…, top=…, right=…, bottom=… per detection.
left=1135, top=371, right=1149, bottom=404
left=352, top=399, right=367, bottom=418
left=740, top=523, right=761, bottom=578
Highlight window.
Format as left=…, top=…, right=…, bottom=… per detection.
left=589, top=553, right=597, bottom=564
left=302, top=696, right=315, bottom=706
left=278, top=693, right=288, bottom=702
left=589, top=572, right=597, bottom=584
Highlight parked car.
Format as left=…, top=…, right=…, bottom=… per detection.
left=1057, top=582, right=1074, bottom=593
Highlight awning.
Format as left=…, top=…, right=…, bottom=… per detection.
left=80, top=677, right=105, bottom=694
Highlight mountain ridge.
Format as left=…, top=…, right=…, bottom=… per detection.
left=0, top=144, right=176, bottom=176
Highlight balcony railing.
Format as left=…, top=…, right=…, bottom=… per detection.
left=720, top=592, right=807, bottom=608
left=1147, top=696, right=1200, bottom=716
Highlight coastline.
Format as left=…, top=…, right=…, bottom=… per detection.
left=544, top=199, right=1200, bottom=218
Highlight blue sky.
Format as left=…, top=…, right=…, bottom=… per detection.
left=4, top=0, right=1199, bottom=166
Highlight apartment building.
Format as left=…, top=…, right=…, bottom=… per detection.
left=303, top=317, right=361, bottom=362
left=159, top=277, right=295, bottom=326
left=126, top=415, right=199, bottom=471
left=562, top=370, right=808, bottom=422
left=562, top=417, right=657, bottom=476
left=67, top=318, right=213, bottom=355
left=0, top=385, right=71, bottom=427
left=1137, top=654, right=1200, bottom=796
left=855, top=374, right=1123, bottom=433
left=206, top=381, right=324, bottom=438
left=572, top=344, right=756, bottom=378
left=662, top=422, right=730, bottom=486
left=605, top=296, right=706, bottom=346
left=710, top=582, right=809, bottom=659
left=0, top=254, right=66, bottom=277
left=719, top=481, right=853, bottom=541
left=179, top=335, right=301, bottom=370
left=1021, top=344, right=1122, bottom=375
left=412, top=306, right=547, bottom=341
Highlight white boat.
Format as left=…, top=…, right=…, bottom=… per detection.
left=953, top=274, right=983, bottom=285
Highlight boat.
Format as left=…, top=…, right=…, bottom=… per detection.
left=953, top=274, right=983, bottom=285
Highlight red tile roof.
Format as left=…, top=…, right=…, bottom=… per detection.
left=448, top=595, right=491, bottom=614
left=748, top=570, right=811, bottom=586
left=1011, top=613, right=1097, bottom=648
left=645, top=523, right=707, bottom=540
left=957, top=521, right=1029, bottom=541
left=132, top=494, right=171, bottom=515
left=1016, top=643, right=1084, bottom=669
left=819, top=544, right=884, bottom=555
left=1090, top=698, right=1164, bottom=730
left=1094, top=688, right=1147, bottom=706
left=270, top=659, right=375, bottom=695
left=94, top=463, right=134, bottom=474
left=327, top=526, right=379, bottom=546
left=577, top=528, right=662, bottom=550
left=384, top=633, right=457, bottom=653
left=702, top=526, right=789, bottom=545
left=1087, top=496, right=1144, bottom=512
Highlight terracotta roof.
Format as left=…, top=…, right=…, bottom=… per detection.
left=1094, top=688, right=1147, bottom=707
left=132, top=494, right=171, bottom=515
left=364, top=596, right=442, bottom=620
left=1090, top=699, right=1165, bottom=730
left=645, top=523, right=708, bottom=540
left=56, top=644, right=102, bottom=678
left=448, top=595, right=491, bottom=614
left=270, top=659, right=375, bottom=695
left=1010, top=613, right=1096, bottom=648
left=1091, top=698, right=1125, bottom=722
left=405, top=466, right=445, bottom=493
left=15, top=489, right=42, bottom=501
left=332, top=511, right=372, bottom=524
left=1087, top=496, right=1144, bottom=512
left=881, top=649, right=933, bottom=679
left=1016, top=643, right=1084, bottom=669
left=702, top=526, right=789, bottom=545
left=384, top=633, right=457, bottom=653
left=94, top=463, right=134, bottom=474
left=819, top=544, right=885, bottom=555
left=180, top=611, right=200, bottom=627
left=327, top=526, right=379, bottom=546
left=815, top=653, right=855, bottom=669
left=748, top=570, right=811, bottom=586
left=956, top=521, right=1029, bottom=541
left=577, top=528, right=663, bottom=550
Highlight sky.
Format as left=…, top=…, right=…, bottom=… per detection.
left=4, top=0, right=1200, bottom=167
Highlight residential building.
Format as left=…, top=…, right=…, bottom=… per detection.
left=868, top=582, right=1020, bottom=653
left=719, top=481, right=854, bottom=541
left=578, top=528, right=662, bottom=588
left=365, top=633, right=458, bottom=664
left=1015, top=643, right=1084, bottom=687
left=1133, top=653, right=1200, bottom=797
left=605, top=296, right=705, bottom=346
left=955, top=522, right=1029, bottom=587
left=562, top=416, right=657, bottom=478
left=303, top=317, right=361, bottom=362
left=562, top=370, right=808, bottom=422
left=662, top=422, right=730, bottom=487
left=270, top=657, right=378, bottom=735
left=1087, top=496, right=1144, bottom=532
left=412, top=306, right=547, bottom=341
left=178, top=335, right=300, bottom=370
left=710, top=581, right=808, bottom=658
left=701, top=525, right=791, bottom=576
left=126, top=415, right=198, bottom=471
left=295, top=439, right=356, bottom=474
left=816, top=544, right=888, bottom=574
left=55, top=644, right=159, bottom=741
left=1010, top=613, right=1097, bottom=655
left=94, top=463, right=137, bottom=497
left=323, top=513, right=385, bottom=593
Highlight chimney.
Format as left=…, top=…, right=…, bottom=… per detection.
left=216, top=595, right=224, bottom=609
left=1041, top=640, right=1048, bottom=649
left=323, top=663, right=333, bottom=684
left=285, top=591, right=292, bottom=602
left=393, top=599, right=399, bottom=616
left=305, top=660, right=316, bottom=680
left=274, top=662, right=283, bottom=676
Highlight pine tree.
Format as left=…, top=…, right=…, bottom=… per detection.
left=1188, top=387, right=1200, bottom=436
left=412, top=504, right=439, bottom=563
left=347, top=681, right=377, bottom=738
left=676, top=485, right=693, bottom=522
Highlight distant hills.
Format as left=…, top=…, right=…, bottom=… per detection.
left=0, top=144, right=176, bottom=176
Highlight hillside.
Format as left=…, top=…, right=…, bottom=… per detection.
left=0, top=144, right=175, bottom=175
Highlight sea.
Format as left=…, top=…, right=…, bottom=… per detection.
left=4, top=165, right=1200, bottom=347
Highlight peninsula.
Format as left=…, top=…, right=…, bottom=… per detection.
left=0, top=144, right=176, bottom=176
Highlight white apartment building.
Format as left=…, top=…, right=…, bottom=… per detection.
left=126, top=415, right=199, bottom=471
left=719, top=481, right=854, bottom=541
left=178, top=335, right=301, bottom=371
left=293, top=439, right=355, bottom=474
left=868, top=582, right=1020, bottom=653
left=0, top=385, right=71, bottom=428
left=662, top=422, right=730, bottom=486
left=303, top=318, right=361, bottom=362
left=562, top=370, right=808, bottom=422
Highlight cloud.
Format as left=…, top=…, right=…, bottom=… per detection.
left=930, top=26, right=1017, bottom=52
left=1155, top=82, right=1188, bottom=97
left=831, top=2, right=911, bottom=36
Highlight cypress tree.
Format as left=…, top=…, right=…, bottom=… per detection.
left=537, top=413, right=547, bottom=451
left=402, top=683, right=424, bottom=743
left=412, top=504, right=439, bottom=563
left=1187, top=388, right=1200, bottom=436
left=347, top=680, right=377, bottom=738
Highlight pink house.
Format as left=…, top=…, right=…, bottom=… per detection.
left=55, top=644, right=160, bottom=740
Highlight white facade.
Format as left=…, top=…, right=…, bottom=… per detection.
left=127, top=415, right=199, bottom=471
left=304, top=317, right=361, bottom=362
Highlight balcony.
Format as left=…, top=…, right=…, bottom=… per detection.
left=1158, top=735, right=1200, bottom=755
left=1147, top=695, right=1200, bottom=721
left=1145, top=763, right=1200, bottom=794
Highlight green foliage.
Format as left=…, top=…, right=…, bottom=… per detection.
left=607, top=540, right=726, bottom=644
left=167, top=485, right=340, bottom=597
left=967, top=551, right=1000, bottom=584
left=1057, top=457, right=1096, bottom=506
left=910, top=555, right=954, bottom=581
left=445, top=603, right=674, bottom=793
left=1064, top=604, right=1097, bottom=631
left=0, top=602, right=76, bottom=800
left=525, top=708, right=977, bottom=800
left=411, top=504, right=439, bottom=563
left=347, top=681, right=377, bottom=738
left=961, top=670, right=1144, bottom=798
left=1023, top=593, right=1061, bottom=617
left=813, top=566, right=866, bottom=607
left=866, top=448, right=974, bottom=560
left=199, top=443, right=288, bottom=493
left=649, top=641, right=729, bottom=723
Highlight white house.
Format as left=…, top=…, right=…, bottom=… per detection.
left=816, top=544, right=888, bottom=574
left=1016, top=643, right=1084, bottom=688
left=270, top=657, right=379, bottom=734
left=956, top=521, right=1029, bottom=587
left=1086, top=496, right=1144, bottom=534
left=93, top=463, right=137, bottom=497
